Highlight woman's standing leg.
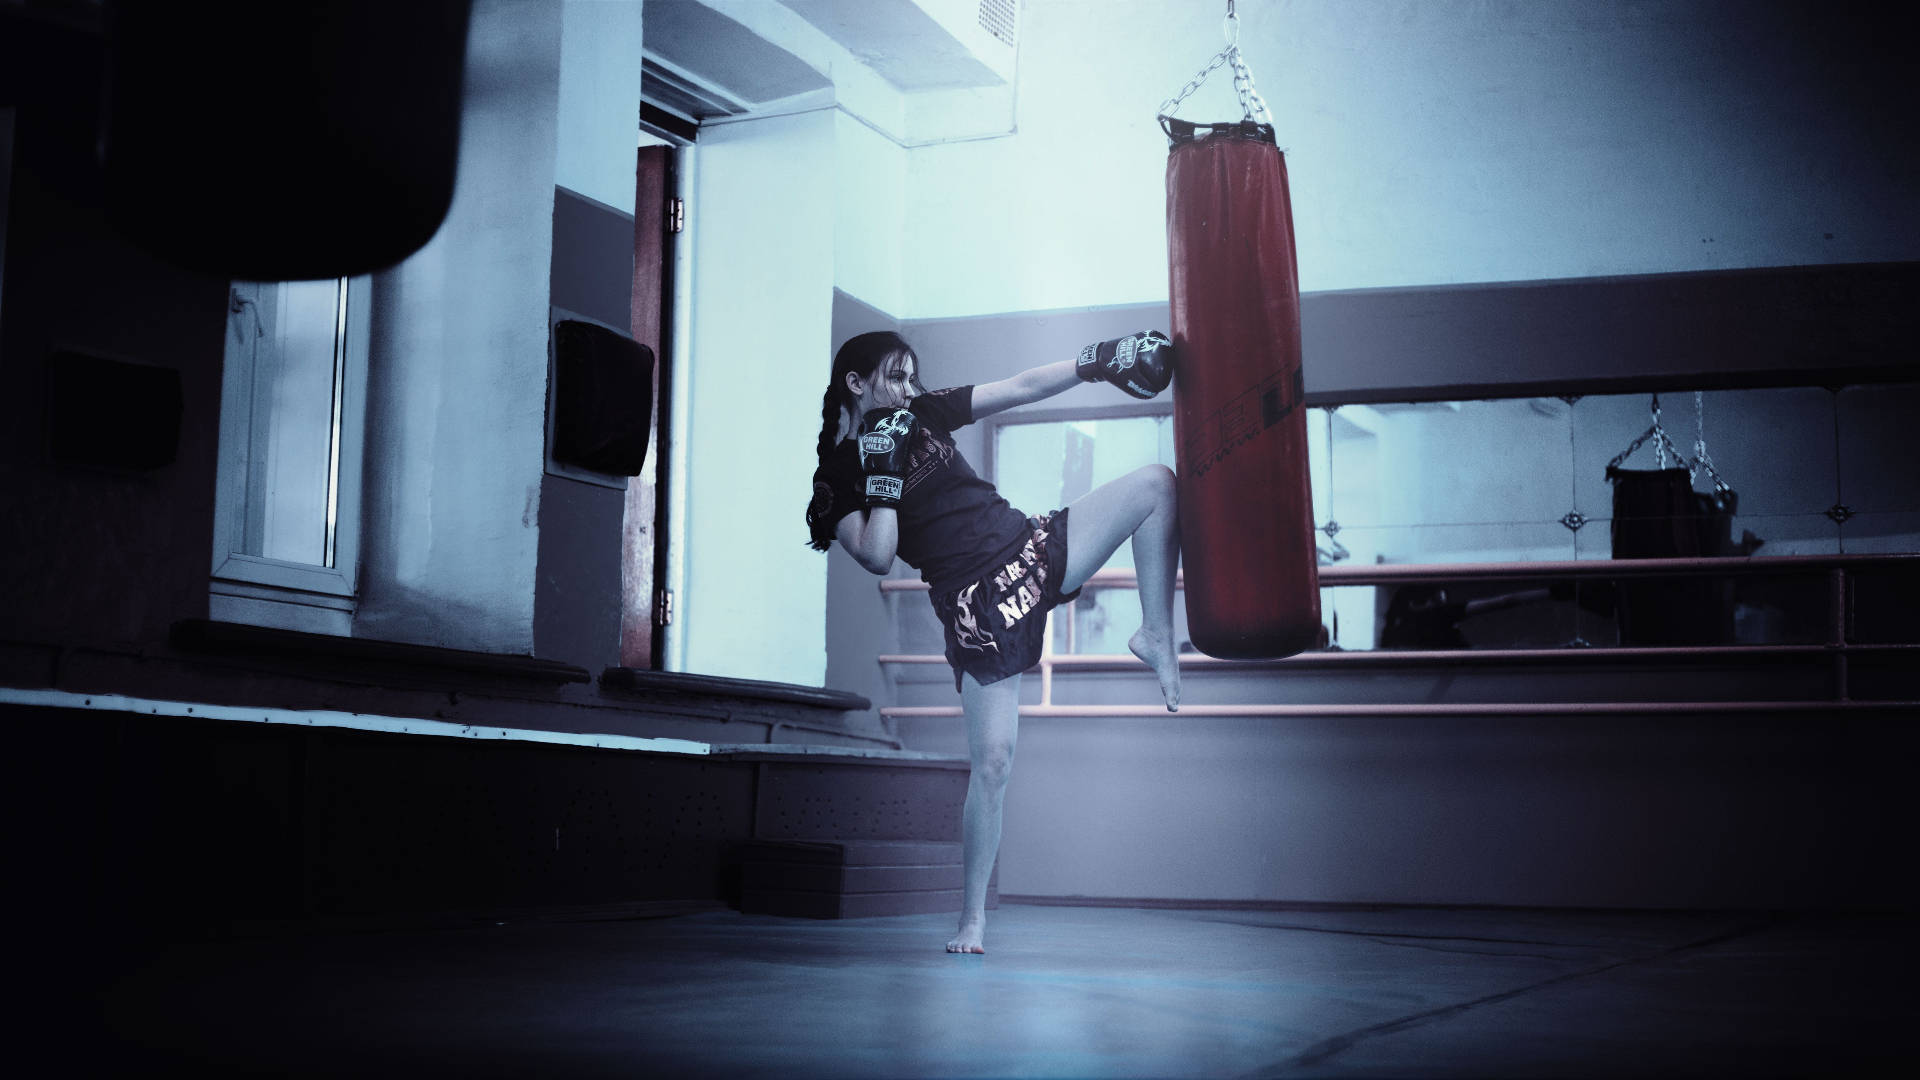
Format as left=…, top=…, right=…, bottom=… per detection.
left=1060, top=463, right=1182, bottom=710
left=948, top=670, right=1022, bottom=954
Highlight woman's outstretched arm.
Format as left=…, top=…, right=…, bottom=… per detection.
left=970, top=360, right=1079, bottom=420
left=835, top=508, right=899, bottom=575
left=972, top=329, right=1174, bottom=419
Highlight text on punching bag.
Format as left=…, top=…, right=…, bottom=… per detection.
left=1183, top=366, right=1304, bottom=481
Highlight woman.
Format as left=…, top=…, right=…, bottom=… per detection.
left=805, top=330, right=1182, bottom=954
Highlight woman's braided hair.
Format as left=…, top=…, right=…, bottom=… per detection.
left=806, top=331, right=918, bottom=551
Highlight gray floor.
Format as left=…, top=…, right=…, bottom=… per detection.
left=87, top=904, right=1914, bottom=1077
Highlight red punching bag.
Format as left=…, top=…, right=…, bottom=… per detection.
left=1165, top=115, right=1320, bottom=659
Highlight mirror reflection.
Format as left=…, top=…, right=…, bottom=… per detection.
left=983, top=383, right=1918, bottom=653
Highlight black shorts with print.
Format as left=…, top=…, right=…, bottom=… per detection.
left=928, top=510, right=1080, bottom=693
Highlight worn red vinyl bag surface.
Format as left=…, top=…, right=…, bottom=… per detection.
left=1166, top=119, right=1320, bottom=659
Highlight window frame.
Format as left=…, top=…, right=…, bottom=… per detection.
left=209, top=274, right=372, bottom=632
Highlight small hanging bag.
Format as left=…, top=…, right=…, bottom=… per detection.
left=1604, top=392, right=1741, bottom=644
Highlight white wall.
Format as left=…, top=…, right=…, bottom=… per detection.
left=677, top=108, right=904, bottom=686
left=357, top=0, right=562, bottom=652
left=905, top=0, right=1920, bottom=318
left=681, top=109, right=837, bottom=683
left=834, top=111, right=908, bottom=317
left=557, top=0, right=646, bottom=214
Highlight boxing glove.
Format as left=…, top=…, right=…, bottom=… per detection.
left=858, top=407, right=918, bottom=507
left=1076, top=330, right=1175, bottom=399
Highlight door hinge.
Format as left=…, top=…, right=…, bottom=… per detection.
left=667, top=197, right=685, bottom=234
left=654, top=588, right=674, bottom=626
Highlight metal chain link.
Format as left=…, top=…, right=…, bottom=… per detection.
left=1159, top=46, right=1233, bottom=117
left=1228, top=34, right=1273, bottom=124
left=1607, top=394, right=1693, bottom=477
left=1159, top=6, right=1273, bottom=124
left=1691, top=390, right=1730, bottom=492
left=1606, top=390, right=1735, bottom=499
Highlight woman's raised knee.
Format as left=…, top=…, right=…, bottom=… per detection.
left=1137, top=463, right=1176, bottom=510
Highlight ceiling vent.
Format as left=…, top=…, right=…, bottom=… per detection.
left=778, top=0, right=1015, bottom=91
left=977, top=0, right=1017, bottom=47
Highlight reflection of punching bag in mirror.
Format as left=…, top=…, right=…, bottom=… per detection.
left=1161, top=2, right=1320, bottom=659
left=1604, top=393, right=1763, bottom=646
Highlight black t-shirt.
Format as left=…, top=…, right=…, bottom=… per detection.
left=809, top=386, right=1029, bottom=591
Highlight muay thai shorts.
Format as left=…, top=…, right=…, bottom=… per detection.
left=929, top=511, right=1080, bottom=693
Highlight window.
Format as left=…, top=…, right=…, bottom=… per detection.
left=210, top=275, right=370, bottom=633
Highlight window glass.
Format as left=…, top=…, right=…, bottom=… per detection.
left=213, top=275, right=368, bottom=632
left=236, top=278, right=347, bottom=566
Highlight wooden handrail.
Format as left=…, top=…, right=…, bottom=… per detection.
left=877, top=642, right=1919, bottom=668
left=874, top=553, right=1919, bottom=707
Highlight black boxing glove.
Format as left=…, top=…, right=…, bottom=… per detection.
left=1076, top=330, right=1175, bottom=399
left=857, top=407, right=918, bottom=507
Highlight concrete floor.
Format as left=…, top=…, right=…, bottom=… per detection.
left=84, top=904, right=1914, bottom=1077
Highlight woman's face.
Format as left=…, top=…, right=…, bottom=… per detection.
left=849, top=350, right=918, bottom=416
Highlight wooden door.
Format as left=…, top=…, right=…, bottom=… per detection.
left=620, top=146, right=676, bottom=669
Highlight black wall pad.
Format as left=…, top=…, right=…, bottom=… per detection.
left=46, top=351, right=183, bottom=470
left=551, top=320, right=655, bottom=476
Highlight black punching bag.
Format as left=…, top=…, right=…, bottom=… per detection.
left=1166, top=118, right=1320, bottom=660
left=101, top=0, right=471, bottom=280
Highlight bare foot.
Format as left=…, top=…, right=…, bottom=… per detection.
left=1130, top=627, right=1181, bottom=712
left=946, top=920, right=986, bottom=954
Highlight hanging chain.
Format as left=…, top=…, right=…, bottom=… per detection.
left=1606, top=391, right=1734, bottom=498
left=1654, top=394, right=1681, bottom=470
left=1607, top=393, right=1693, bottom=477
left=1159, top=1, right=1273, bottom=125
left=1227, top=12, right=1273, bottom=125
left=1318, top=406, right=1349, bottom=563
left=1159, top=47, right=1233, bottom=117
left=1691, top=390, right=1730, bottom=492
